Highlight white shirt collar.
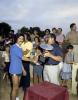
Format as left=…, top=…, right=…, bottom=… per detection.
left=16, top=43, right=21, bottom=48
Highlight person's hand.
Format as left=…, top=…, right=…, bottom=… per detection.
left=23, top=49, right=30, bottom=55
left=22, top=70, right=27, bottom=76
left=43, top=51, right=51, bottom=57
left=32, top=56, right=38, bottom=63
left=2, top=63, right=6, bottom=68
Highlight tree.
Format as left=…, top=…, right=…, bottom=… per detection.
left=32, top=27, right=40, bottom=33
left=20, top=26, right=29, bottom=34
left=0, top=22, right=11, bottom=38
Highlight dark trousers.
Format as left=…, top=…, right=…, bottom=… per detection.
left=20, top=61, right=30, bottom=91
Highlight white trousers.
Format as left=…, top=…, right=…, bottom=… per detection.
left=72, top=63, right=78, bottom=94
left=73, top=45, right=78, bottom=62
left=72, top=45, right=78, bottom=94
left=43, top=65, right=60, bottom=85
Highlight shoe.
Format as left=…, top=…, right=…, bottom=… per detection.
left=16, top=97, right=19, bottom=100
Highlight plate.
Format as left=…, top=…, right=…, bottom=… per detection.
left=40, top=43, right=53, bottom=50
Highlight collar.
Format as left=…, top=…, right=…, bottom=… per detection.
left=16, top=43, right=21, bottom=48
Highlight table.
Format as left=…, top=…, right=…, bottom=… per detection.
left=23, top=81, right=69, bottom=100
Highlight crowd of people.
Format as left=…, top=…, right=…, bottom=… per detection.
left=0, top=23, right=78, bottom=100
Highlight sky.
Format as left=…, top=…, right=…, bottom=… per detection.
left=0, top=0, right=78, bottom=34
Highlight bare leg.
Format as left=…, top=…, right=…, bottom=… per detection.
left=11, top=75, right=20, bottom=100
left=38, top=75, right=43, bottom=83
left=33, top=74, right=38, bottom=84
left=62, top=80, right=67, bottom=88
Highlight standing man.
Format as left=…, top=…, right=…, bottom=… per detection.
left=43, top=34, right=63, bottom=85
left=65, top=23, right=78, bottom=95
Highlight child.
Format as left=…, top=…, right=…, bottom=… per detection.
left=61, top=45, right=74, bottom=88
left=32, top=46, right=44, bottom=84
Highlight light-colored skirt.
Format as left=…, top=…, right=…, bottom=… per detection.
left=60, top=63, right=72, bottom=80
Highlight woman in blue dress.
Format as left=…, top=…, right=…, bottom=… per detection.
left=9, top=34, right=28, bottom=100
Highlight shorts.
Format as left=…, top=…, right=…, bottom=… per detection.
left=11, top=73, right=21, bottom=77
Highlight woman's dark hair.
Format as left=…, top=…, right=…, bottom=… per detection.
left=24, top=33, right=31, bottom=41
left=52, top=27, right=57, bottom=31
left=14, top=33, right=24, bottom=43
left=58, top=28, right=62, bottom=32
left=50, top=34, right=56, bottom=41
left=63, top=44, right=74, bottom=57
left=50, top=34, right=59, bottom=45
left=66, top=44, right=74, bottom=50
left=34, top=36, right=40, bottom=43
left=45, top=29, right=50, bottom=33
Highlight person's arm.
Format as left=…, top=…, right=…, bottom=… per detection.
left=2, top=52, right=6, bottom=68
left=22, top=54, right=38, bottom=63
left=44, top=51, right=62, bottom=61
left=23, top=49, right=30, bottom=55
left=65, top=57, right=74, bottom=64
left=32, top=55, right=39, bottom=63
left=22, top=66, right=27, bottom=76
left=22, top=56, right=30, bottom=61
left=65, top=32, right=70, bottom=42
left=49, top=54, right=62, bottom=61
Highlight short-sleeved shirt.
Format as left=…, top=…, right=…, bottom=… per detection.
left=56, top=34, right=65, bottom=43
left=64, top=51, right=74, bottom=63
left=9, top=44, right=23, bottom=74
left=46, top=44, right=63, bottom=65
left=21, top=41, right=33, bottom=58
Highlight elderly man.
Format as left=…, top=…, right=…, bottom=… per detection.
left=65, top=23, right=78, bottom=95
